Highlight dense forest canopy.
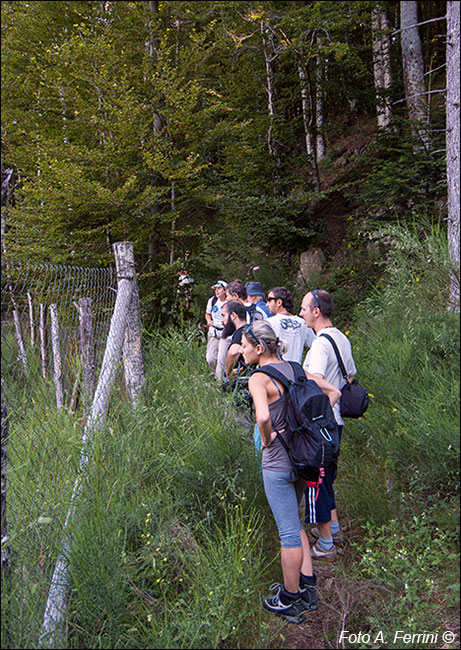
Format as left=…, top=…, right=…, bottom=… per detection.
left=1, top=1, right=458, bottom=320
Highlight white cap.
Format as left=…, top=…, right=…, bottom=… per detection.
left=212, top=280, right=227, bottom=288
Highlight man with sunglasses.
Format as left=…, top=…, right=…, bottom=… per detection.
left=300, top=288, right=357, bottom=561
left=266, top=286, right=314, bottom=363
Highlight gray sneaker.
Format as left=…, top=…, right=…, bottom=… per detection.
left=310, top=526, right=344, bottom=545
left=310, top=540, right=337, bottom=562
left=262, top=583, right=305, bottom=624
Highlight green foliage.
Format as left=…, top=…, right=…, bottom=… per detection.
left=340, top=221, right=459, bottom=518
left=349, top=512, right=459, bottom=647
left=349, top=119, right=446, bottom=220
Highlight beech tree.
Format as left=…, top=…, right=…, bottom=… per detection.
left=400, top=1, right=431, bottom=148
left=446, top=0, right=460, bottom=311
left=372, top=2, right=393, bottom=128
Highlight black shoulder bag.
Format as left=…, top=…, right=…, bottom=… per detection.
left=320, top=333, right=369, bottom=418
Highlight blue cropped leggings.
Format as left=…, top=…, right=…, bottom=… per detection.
left=262, top=468, right=306, bottom=548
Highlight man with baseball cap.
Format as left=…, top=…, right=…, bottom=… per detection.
left=205, top=280, right=228, bottom=378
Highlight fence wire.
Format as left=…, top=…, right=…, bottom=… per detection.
left=1, top=260, right=117, bottom=647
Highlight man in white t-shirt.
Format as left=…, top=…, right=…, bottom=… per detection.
left=300, top=288, right=357, bottom=562
left=205, top=280, right=227, bottom=375
left=266, top=286, right=314, bottom=363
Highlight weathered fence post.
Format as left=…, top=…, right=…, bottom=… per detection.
left=39, top=303, right=48, bottom=380
left=49, top=304, right=64, bottom=409
left=113, top=242, right=145, bottom=405
left=27, top=292, right=35, bottom=347
left=1, top=391, right=10, bottom=576
left=75, top=297, right=95, bottom=412
left=12, top=308, right=27, bottom=370
left=39, top=263, right=135, bottom=648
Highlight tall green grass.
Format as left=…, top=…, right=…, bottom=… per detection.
left=2, top=325, right=273, bottom=649
left=334, top=220, right=459, bottom=646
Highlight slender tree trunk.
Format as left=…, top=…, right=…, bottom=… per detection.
left=1, top=165, right=14, bottom=254
left=170, top=183, right=176, bottom=265
left=298, top=61, right=314, bottom=157
left=400, top=1, right=431, bottom=148
left=446, top=1, right=460, bottom=311
left=298, top=59, right=321, bottom=192
left=261, top=21, right=276, bottom=160
left=315, top=43, right=326, bottom=162
left=372, top=3, right=393, bottom=128
left=147, top=0, right=164, bottom=270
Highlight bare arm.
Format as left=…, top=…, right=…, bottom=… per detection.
left=225, top=343, right=241, bottom=377
left=248, top=374, right=274, bottom=448
left=305, top=371, right=341, bottom=407
left=205, top=311, right=213, bottom=327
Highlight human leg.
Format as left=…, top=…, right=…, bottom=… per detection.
left=263, top=470, right=310, bottom=590
left=215, top=337, right=231, bottom=381
left=206, top=335, right=219, bottom=371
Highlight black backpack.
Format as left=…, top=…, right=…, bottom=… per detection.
left=253, top=361, right=339, bottom=487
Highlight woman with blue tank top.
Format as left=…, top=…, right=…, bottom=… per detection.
left=241, top=320, right=341, bottom=625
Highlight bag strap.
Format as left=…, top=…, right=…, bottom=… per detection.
left=287, top=360, right=307, bottom=383
left=252, top=363, right=291, bottom=389
left=319, top=333, right=348, bottom=380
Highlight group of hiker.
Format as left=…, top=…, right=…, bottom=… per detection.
left=204, top=279, right=357, bottom=625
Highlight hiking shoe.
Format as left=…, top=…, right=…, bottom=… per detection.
left=310, top=526, right=344, bottom=545
left=299, top=584, right=318, bottom=612
left=310, top=540, right=337, bottom=562
left=262, top=583, right=305, bottom=624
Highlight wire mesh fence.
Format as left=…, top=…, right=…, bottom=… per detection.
left=1, top=260, right=119, bottom=647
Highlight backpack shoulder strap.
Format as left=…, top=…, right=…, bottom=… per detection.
left=211, top=296, right=218, bottom=308
left=253, top=364, right=291, bottom=390
left=319, top=333, right=348, bottom=379
left=287, top=360, right=307, bottom=382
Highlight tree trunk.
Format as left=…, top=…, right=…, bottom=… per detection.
left=315, top=44, right=326, bottom=162
left=298, top=59, right=321, bottom=192
left=170, top=183, right=176, bottom=265
left=261, top=21, right=276, bottom=160
left=372, top=3, right=393, bottom=128
left=1, top=166, right=14, bottom=254
left=400, top=1, right=431, bottom=148
left=446, top=1, right=460, bottom=311
left=147, top=0, right=164, bottom=270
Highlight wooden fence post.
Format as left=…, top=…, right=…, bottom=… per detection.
left=49, top=304, right=64, bottom=409
left=12, top=308, right=27, bottom=370
left=1, top=393, right=10, bottom=575
left=39, top=303, right=48, bottom=380
left=113, top=242, right=145, bottom=405
left=39, top=266, right=135, bottom=648
left=27, top=292, right=35, bottom=347
left=75, top=297, right=95, bottom=412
